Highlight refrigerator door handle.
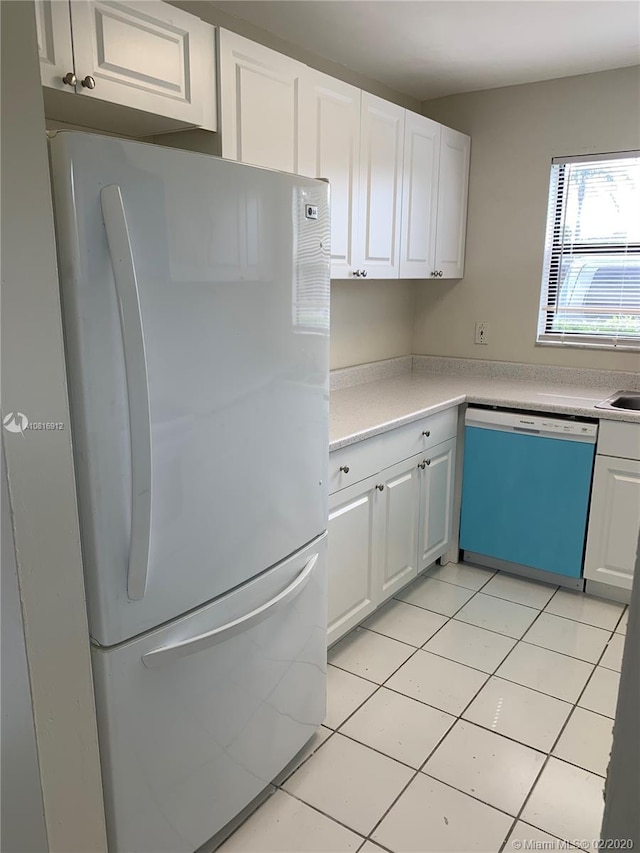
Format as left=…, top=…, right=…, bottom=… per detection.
left=100, top=185, right=152, bottom=602
left=141, top=552, right=319, bottom=669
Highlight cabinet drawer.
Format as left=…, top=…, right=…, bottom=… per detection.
left=383, top=407, right=457, bottom=466
left=330, top=406, right=457, bottom=493
left=330, top=434, right=387, bottom=493
left=598, top=420, right=640, bottom=461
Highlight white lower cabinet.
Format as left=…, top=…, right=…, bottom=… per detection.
left=378, top=456, right=421, bottom=599
left=327, top=475, right=379, bottom=646
left=584, top=454, right=640, bottom=592
left=328, top=417, right=457, bottom=646
left=418, top=437, right=456, bottom=570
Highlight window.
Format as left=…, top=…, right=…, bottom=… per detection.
left=537, top=152, right=640, bottom=349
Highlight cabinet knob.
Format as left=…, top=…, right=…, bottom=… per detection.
left=353, top=269, right=361, bottom=277
left=425, top=458, right=431, bottom=466
left=418, top=461, right=426, bottom=470
left=339, top=465, right=350, bottom=474
left=62, top=72, right=76, bottom=86
left=361, top=269, right=368, bottom=277
left=376, top=483, right=385, bottom=491
left=422, top=430, right=431, bottom=437
left=437, top=270, right=443, bottom=277
left=81, top=75, right=96, bottom=90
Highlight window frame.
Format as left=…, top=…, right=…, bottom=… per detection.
left=537, top=151, right=640, bottom=351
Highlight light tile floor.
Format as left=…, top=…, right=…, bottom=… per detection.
left=218, top=564, right=627, bottom=853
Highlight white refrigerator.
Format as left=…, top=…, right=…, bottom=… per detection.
left=48, top=132, right=330, bottom=853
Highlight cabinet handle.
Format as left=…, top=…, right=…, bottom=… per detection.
left=437, top=270, right=443, bottom=277
left=339, top=465, right=350, bottom=474
left=353, top=269, right=361, bottom=277
left=376, top=483, right=385, bottom=491
left=81, top=75, right=96, bottom=89
left=62, top=71, right=77, bottom=86
left=422, top=430, right=431, bottom=437
left=361, top=269, right=368, bottom=277
left=425, top=458, right=431, bottom=466
left=418, top=461, right=426, bottom=470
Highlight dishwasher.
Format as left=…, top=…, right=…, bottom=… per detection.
left=459, top=407, right=598, bottom=589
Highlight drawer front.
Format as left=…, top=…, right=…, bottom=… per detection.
left=598, top=420, right=640, bottom=461
left=382, top=407, right=457, bottom=466
left=329, top=434, right=387, bottom=493
left=330, top=406, right=458, bottom=493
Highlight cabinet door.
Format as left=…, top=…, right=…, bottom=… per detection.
left=299, top=72, right=361, bottom=279
left=35, top=0, right=75, bottom=90
left=377, top=455, right=421, bottom=599
left=327, top=476, right=379, bottom=645
left=219, top=29, right=305, bottom=172
left=418, top=438, right=456, bottom=570
left=355, top=93, right=405, bottom=279
left=68, top=1, right=216, bottom=129
left=584, top=455, right=640, bottom=591
left=399, top=112, right=441, bottom=279
left=434, top=126, right=470, bottom=279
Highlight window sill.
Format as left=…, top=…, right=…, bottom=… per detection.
left=536, top=337, right=640, bottom=352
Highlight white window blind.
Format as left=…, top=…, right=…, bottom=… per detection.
left=537, top=152, right=640, bottom=349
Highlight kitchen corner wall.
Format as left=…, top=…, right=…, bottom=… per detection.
left=330, top=280, right=415, bottom=370
left=416, top=65, right=640, bottom=372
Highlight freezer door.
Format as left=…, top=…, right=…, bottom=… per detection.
left=91, top=534, right=327, bottom=853
left=49, top=132, right=330, bottom=646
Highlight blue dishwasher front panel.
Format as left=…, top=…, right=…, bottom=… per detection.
left=460, top=426, right=595, bottom=578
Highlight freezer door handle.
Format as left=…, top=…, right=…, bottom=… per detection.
left=101, top=185, right=152, bottom=602
left=141, top=553, right=319, bottom=669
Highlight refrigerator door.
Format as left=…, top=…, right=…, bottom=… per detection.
left=49, top=132, right=330, bottom=646
left=91, top=533, right=327, bottom=853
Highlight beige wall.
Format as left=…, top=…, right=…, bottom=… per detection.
left=416, top=66, right=640, bottom=371
left=330, top=280, right=415, bottom=369
left=1, top=3, right=107, bottom=850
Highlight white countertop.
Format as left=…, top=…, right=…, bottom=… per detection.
left=330, top=370, right=640, bottom=450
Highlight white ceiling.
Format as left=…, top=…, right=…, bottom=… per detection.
left=211, top=0, right=640, bottom=100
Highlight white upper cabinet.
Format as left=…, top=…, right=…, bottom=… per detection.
left=35, top=0, right=74, bottom=90
left=219, top=30, right=305, bottom=173
left=36, top=0, right=216, bottom=130
left=434, top=125, right=471, bottom=279
left=299, top=71, right=361, bottom=279
left=215, top=31, right=470, bottom=281
left=399, top=112, right=441, bottom=279
left=69, top=1, right=216, bottom=129
left=355, top=93, right=405, bottom=279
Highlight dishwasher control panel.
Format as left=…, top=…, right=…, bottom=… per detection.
left=465, top=408, right=598, bottom=442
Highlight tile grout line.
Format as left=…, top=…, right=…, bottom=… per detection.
left=359, top=566, right=542, bottom=847
left=322, top=568, right=499, bottom=847
left=496, top=616, right=617, bottom=851
left=351, top=573, right=616, bottom=848
left=329, top=607, right=617, bottom=735
left=261, top=569, right=621, bottom=852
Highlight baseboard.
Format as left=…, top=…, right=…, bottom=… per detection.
left=462, top=551, right=585, bottom=590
